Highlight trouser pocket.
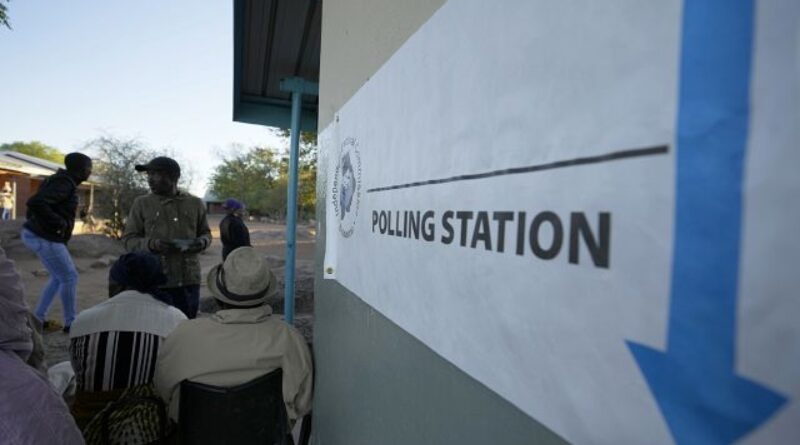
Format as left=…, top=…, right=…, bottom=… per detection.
left=21, top=229, right=42, bottom=252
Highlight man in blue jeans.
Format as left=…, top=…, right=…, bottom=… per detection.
left=21, top=152, right=92, bottom=333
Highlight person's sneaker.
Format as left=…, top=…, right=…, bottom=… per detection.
left=62, top=325, right=71, bottom=334
left=42, top=320, right=63, bottom=333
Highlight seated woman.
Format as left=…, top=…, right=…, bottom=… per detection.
left=68, top=252, right=187, bottom=429
left=0, top=246, right=85, bottom=445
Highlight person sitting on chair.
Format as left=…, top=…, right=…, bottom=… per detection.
left=0, top=246, right=85, bottom=445
left=154, top=246, right=313, bottom=425
left=68, top=252, right=187, bottom=429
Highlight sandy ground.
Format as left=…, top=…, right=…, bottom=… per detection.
left=1, top=215, right=316, bottom=365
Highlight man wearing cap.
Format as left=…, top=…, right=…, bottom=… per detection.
left=219, top=198, right=251, bottom=260
left=154, top=247, right=313, bottom=425
left=122, top=156, right=211, bottom=319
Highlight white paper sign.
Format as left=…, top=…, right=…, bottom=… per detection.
left=323, top=1, right=799, bottom=443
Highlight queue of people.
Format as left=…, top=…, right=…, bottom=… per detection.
left=0, top=154, right=312, bottom=444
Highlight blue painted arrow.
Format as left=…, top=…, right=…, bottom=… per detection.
left=627, top=1, right=787, bottom=444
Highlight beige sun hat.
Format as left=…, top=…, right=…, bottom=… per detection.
left=207, top=247, right=277, bottom=307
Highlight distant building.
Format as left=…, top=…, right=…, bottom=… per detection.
left=203, top=190, right=225, bottom=215
left=0, top=151, right=98, bottom=221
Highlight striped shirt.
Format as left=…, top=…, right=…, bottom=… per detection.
left=68, top=290, right=186, bottom=392
left=70, top=330, right=162, bottom=391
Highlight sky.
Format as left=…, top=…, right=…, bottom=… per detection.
left=0, top=0, right=284, bottom=195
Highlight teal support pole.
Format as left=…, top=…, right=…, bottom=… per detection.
left=284, top=90, right=302, bottom=325
left=280, top=77, right=318, bottom=325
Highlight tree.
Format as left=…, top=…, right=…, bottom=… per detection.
left=84, top=136, right=153, bottom=239
left=210, top=131, right=318, bottom=221
left=0, top=141, right=64, bottom=164
left=0, top=0, right=10, bottom=30
left=83, top=135, right=196, bottom=239
left=209, top=146, right=282, bottom=217
left=276, top=129, right=318, bottom=169
left=297, top=134, right=317, bottom=219
left=275, top=129, right=317, bottom=219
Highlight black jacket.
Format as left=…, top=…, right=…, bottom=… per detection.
left=220, top=214, right=251, bottom=260
left=24, top=169, right=79, bottom=244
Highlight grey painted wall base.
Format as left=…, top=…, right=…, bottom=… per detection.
left=311, top=278, right=568, bottom=445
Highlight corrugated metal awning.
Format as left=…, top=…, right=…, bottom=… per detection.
left=0, top=151, right=102, bottom=186
left=0, top=151, right=60, bottom=177
left=233, top=0, right=321, bottom=131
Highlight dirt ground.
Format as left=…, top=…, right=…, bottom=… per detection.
left=1, top=215, right=317, bottom=365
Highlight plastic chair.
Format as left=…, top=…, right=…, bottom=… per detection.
left=179, top=368, right=291, bottom=445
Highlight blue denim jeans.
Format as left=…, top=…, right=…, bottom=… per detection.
left=21, top=229, right=78, bottom=326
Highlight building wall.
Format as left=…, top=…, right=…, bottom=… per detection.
left=313, top=1, right=567, bottom=443
left=0, top=173, right=36, bottom=220
left=318, top=0, right=447, bottom=129
left=206, top=202, right=226, bottom=215
left=0, top=172, right=93, bottom=221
